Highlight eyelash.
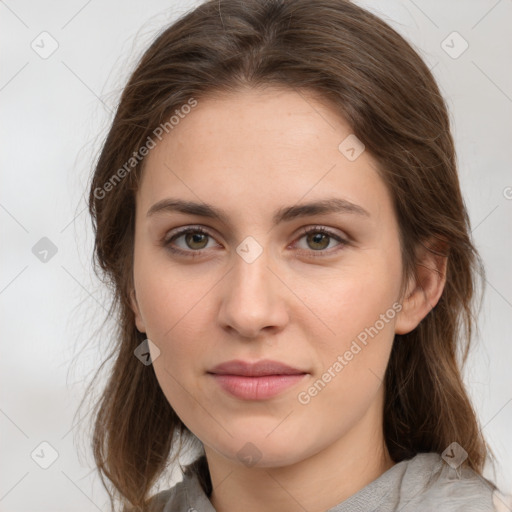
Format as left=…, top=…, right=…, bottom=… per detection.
left=162, top=225, right=349, bottom=258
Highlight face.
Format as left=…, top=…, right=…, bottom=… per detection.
left=130, top=86, right=407, bottom=468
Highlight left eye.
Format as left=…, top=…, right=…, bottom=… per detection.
left=295, top=226, right=346, bottom=253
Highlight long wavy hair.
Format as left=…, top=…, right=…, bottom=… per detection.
left=80, top=0, right=494, bottom=510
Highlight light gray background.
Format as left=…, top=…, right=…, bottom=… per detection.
left=1, top=1, right=511, bottom=510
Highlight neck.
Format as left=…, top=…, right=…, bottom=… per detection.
left=204, top=396, right=395, bottom=512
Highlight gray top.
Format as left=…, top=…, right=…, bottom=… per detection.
left=148, top=452, right=499, bottom=511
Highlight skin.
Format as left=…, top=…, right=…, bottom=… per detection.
left=130, top=86, right=446, bottom=512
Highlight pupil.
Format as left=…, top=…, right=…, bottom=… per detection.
left=188, top=233, right=207, bottom=248
left=309, top=233, right=328, bottom=250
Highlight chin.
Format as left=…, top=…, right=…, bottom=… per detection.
left=209, top=434, right=314, bottom=470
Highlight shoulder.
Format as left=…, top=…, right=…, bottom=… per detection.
left=143, top=457, right=214, bottom=512
left=146, top=487, right=176, bottom=512
left=129, top=478, right=192, bottom=512
left=132, top=453, right=511, bottom=512
left=397, top=452, right=498, bottom=511
left=145, top=477, right=199, bottom=512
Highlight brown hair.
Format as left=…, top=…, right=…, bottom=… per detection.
left=81, top=0, right=494, bottom=509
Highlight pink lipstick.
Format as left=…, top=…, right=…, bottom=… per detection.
left=208, top=359, right=308, bottom=400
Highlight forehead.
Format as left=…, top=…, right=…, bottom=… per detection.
left=137, top=86, right=392, bottom=224
left=154, top=86, right=351, bottom=166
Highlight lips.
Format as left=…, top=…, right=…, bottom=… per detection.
left=208, top=359, right=307, bottom=377
left=207, top=359, right=309, bottom=400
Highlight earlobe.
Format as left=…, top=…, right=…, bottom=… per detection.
left=130, top=288, right=147, bottom=333
left=394, top=238, right=448, bottom=335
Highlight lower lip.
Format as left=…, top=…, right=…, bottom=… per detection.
left=209, top=373, right=308, bottom=400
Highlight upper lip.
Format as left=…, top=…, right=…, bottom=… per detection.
left=208, top=359, right=307, bottom=377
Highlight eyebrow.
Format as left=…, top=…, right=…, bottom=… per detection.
left=146, top=197, right=370, bottom=225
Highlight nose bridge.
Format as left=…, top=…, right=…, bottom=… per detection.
left=218, top=238, right=287, bottom=336
left=230, top=240, right=273, bottom=303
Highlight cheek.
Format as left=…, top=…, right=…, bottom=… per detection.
left=133, top=258, right=220, bottom=404
left=294, top=269, right=398, bottom=433
left=134, top=251, right=214, bottom=337
left=293, top=249, right=401, bottom=411
left=294, top=253, right=402, bottom=344
left=133, top=263, right=214, bottom=421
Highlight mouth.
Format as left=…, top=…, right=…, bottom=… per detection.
left=207, top=359, right=309, bottom=400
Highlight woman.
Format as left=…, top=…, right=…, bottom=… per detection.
left=84, top=0, right=507, bottom=510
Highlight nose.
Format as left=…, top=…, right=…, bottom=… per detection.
left=217, top=245, right=289, bottom=340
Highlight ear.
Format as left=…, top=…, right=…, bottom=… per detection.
left=395, top=237, right=448, bottom=335
left=130, top=288, right=147, bottom=333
